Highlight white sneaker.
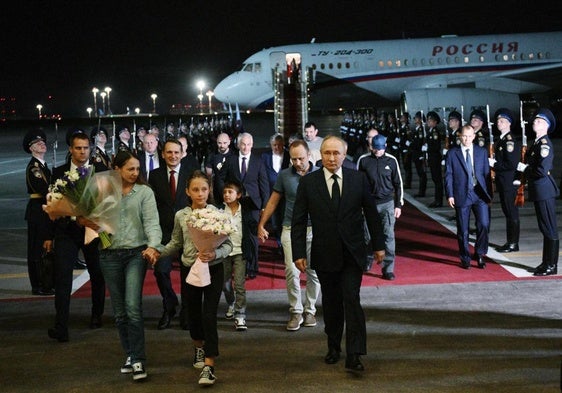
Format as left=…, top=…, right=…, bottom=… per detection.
left=193, top=347, right=205, bottom=369
left=120, top=356, right=133, bottom=374
left=286, top=313, right=303, bottom=331
left=198, top=365, right=216, bottom=385
left=234, top=317, right=247, bottom=331
left=132, top=362, right=147, bottom=381
left=225, top=304, right=235, bottom=319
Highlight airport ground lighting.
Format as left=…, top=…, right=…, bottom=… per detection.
left=100, top=92, right=107, bottom=115
left=36, top=104, right=42, bottom=119
left=104, top=87, right=112, bottom=114
left=206, top=90, right=214, bottom=113
left=92, top=87, right=99, bottom=115
left=86, top=107, right=92, bottom=118
left=135, top=107, right=141, bottom=115
left=151, top=93, right=157, bottom=113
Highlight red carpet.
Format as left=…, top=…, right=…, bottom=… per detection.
left=74, top=201, right=555, bottom=298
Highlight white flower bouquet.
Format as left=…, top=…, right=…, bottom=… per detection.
left=43, top=166, right=122, bottom=249
left=186, top=207, right=235, bottom=287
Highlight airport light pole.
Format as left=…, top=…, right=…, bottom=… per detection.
left=100, top=92, right=107, bottom=115
left=197, top=94, right=204, bottom=113
left=135, top=107, right=141, bottom=115
left=92, top=87, right=99, bottom=116
left=104, top=87, right=112, bottom=114
left=151, top=93, right=157, bottom=113
left=86, top=107, right=92, bottom=118
left=206, top=90, right=214, bottom=113
left=36, top=104, right=43, bottom=119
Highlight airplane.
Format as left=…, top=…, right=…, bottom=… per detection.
left=213, top=31, right=562, bottom=116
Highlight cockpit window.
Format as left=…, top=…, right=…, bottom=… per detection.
left=242, top=63, right=253, bottom=72
left=254, top=62, right=261, bottom=72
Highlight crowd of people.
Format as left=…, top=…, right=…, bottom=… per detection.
left=22, top=106, right=559, bottom=386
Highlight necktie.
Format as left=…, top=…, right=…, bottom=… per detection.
left=465, top=149, right=474, bottom=187
left=331, top=174, right=340, bottom=209
left=170, top=169, right=176, bottom=200
left=241, top=156, right=247, bottom=178
left=149, top=154, right=154, bottom=172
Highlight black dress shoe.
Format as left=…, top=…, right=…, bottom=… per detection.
left=382, top=272, right=395, bottom=281
left=345, top=354, right=364, bottom=372
left=475, top=255, right=486, bottom=269
left=157, top=309, right=176, bottom=330
left=533, top=264, right=557, bottom=276
left=73, top=258, right=87, bottom=270
left=48, top=327, right=69, bottom=342
left=324, top=348, right=340, bottom=364
left=461, top=260, right=471, bottom=270
left=32, top=288, right=55, bottom=296
left=90, top=314, right=102, bottom=329
left=496, top=243, right=519, bottom=253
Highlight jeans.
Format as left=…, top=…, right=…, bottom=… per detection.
left=223, top=254, right=247, bottom=317
left=281, top=226, right=320, bottom=315
left=376, top=200, right=396, bottom=273
left=100, top=246, right=147, bottom=364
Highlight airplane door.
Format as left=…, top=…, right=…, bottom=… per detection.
left=269, top=51, right=286, bottom=72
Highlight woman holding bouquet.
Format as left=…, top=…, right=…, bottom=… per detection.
left=156, top=170, right=233, bottom=386
left=98, top=151, right=162, bottom=381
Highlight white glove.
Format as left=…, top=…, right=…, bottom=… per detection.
left=421, top=144, right=428, bottom=152
left=442, top=148, right=448, bottom=156
left=488, top=158, right=496, bottom=167
left=440, top=160, right=445, bottom=166
left=517, top=162, right=528, bottom=172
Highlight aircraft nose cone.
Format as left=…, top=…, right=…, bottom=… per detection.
left=213, top=77, right=231, bottom=103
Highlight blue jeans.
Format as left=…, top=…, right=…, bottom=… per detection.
left=100, top=246, right=147, bottom=365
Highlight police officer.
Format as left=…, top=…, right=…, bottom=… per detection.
left=23, top=129, right=54, bottom=296
left=358, top=134, right=403, bottom=280
left=489, top=108, right=520, bottom=253
left=411, top=111, right=427, bottom=197
left=426, top=111, right=444, bottom=207
left=516, top=108, right=559, bottom=276
left=470, top=109, right=489, bottom=148
left=90, top=126, right=111, bottom=171
left=399, top=113, right=413, bottom=188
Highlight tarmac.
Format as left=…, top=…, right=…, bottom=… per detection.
left=1, top=119, right=562, bottom=392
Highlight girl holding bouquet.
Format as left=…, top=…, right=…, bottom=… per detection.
left=156, top=170, right=232, bottom=386
left=98, top=151, right=162, bottom=381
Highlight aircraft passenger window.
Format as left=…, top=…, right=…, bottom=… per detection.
left=346, top=62, right=350, bottom=68
left=254, top=63, right=261, bottom=72
left=386, top=60, right=392, bottom=67
left=446, top=57, right=451, bottom=64
left=479, top=55, right=485, bottom=62
left=538, top=52, right=543, bottom=59
left=404, top=59, right=409, bottom=66
left=455, top=57, right=460, bottom=64
left=412, top=59, right=417, bottom=66
left=421, top=59, right=425, bottom=66
left=243, top=63, right=253, bottom=72
left=529, top=53, right=534, bottom=60
left=312, top=64, right=317, bottom=70
left=320, top=63, right=325, bottom=70
left=329, top=63, right=333, bottom=69
left=437, top=58, right=443, bottom=65
left=395, top=60, right=401, bottom=67
left=429, top=58, right=434, bottom=65
left=378, top=60, right=384, bottom=67
left=337, top=62, right=341, bottom=69
left=464, top=56, right=469, bottom=63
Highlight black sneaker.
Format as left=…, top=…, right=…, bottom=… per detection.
left=198, top=365, right=216, bottom=385
left=120, top=356, right=133, bottom=374
left=193, top=347, right=205, bottom=369
left=132, top=362, right=147, bottom=381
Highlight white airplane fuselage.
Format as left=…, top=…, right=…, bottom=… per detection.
left=214, top=31, right=562, bottom=113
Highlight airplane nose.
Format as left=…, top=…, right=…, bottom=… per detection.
left=214, top=76, right=234, bottom=103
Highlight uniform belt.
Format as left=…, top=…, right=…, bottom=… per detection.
left=29, top=193, right=44, bottom=199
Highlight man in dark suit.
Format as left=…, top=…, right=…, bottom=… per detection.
left=149, top=139, right=199, bottom=330
left=445, top=124, right=492, bottom=269
left=46, top=130, right=106, bottom=342
left=223, top=132, right=270, bottom=278
left=291, top=135, right=384, bottom=372
left=138, top=133, right=162, bottom=182
left=260, top=133, right=290, bottom=240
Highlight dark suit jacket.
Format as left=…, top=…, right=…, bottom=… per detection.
left=138, top=149, right=163, bottom=182
left=148, top=161, right=196, bottom=243
left=260, top=149, right=290, bottom=191
left=223, top=153, right=270, bottom=211
left=445, top=145, right=492, bottom=207
left=291, top=167, right=382, bottom=272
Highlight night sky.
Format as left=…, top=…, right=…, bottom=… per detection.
left=2, top=1, right=561, bottom=118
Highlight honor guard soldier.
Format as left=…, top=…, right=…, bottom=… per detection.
left=135, top=126, right=147, bottom=154
left=446, top=111, right=463, bottom=150
left=23, top=129, right=54, bottom=296
left=399, top=113, right=413, bottom=188
left=411, top=111, right=428, bottom=197
left=387, top=112, right=401, bottom=163
left=470, top=109, right=489, bottom=148
left=117, top=125, right=132, bottom=153
left=426, top=111, right=444, bottom=207
left=489, top=108, right=520, bottom=253
left=516, top=108, right=559, bottom=276
left=90, top=126, right=111, bottom=171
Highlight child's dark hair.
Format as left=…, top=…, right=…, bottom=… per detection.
left=223, top=179, right=245, bottom=195
left=185, top=170, right=214, bottom=205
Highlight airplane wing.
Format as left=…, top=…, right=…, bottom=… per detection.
left=489, top=62, right=562, bottom=93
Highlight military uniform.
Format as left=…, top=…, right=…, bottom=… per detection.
left=491, top=109, right=520, bottom=252
left=90, top=127, right=111, bottom=172
left=23, top=129, right=53, bottom=295
left=399, top=113, right=413, bottom=188
left=426, top=111, right=444, bottom=207
left=411, top=112, right=427, bottom=197
left=520, top=108, right=559, bottom=276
